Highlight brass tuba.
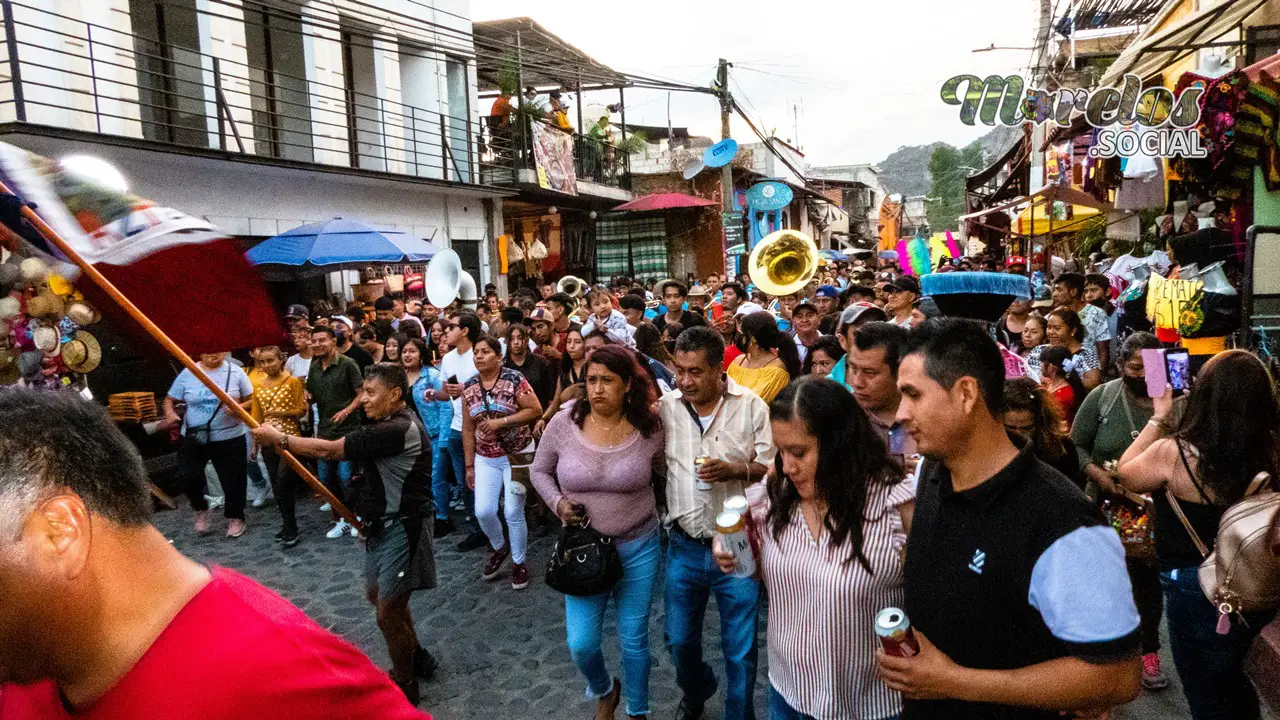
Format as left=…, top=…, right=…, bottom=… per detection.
left=557, top=275, right=585, bottom=298
left=748, top=229, right=818, bottom=297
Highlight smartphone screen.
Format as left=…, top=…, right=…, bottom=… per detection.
left=447, top=375, right=458, bottom=385
left=1142, top=348, right=1168, bottom=398
left=1165, top=349, right=1190, bottom=392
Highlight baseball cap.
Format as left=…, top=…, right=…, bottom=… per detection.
left=1007, top=255, right=1027, bottom=267
left=284, top=303, right=310, bottom=320
left=791, top=299, right=820, bottom=316
left=330, top=315, right=354, bottom=329
left=528, top=308, right=553, bottom=325
left=814, top=285, right=840, bottom=299
left=886, top=276, right=921, bottom=295
left=837, top=302, right=888, bottom=333
left=734, top=301, right=765, bottom=317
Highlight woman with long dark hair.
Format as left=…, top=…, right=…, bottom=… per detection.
left=535, top=326, right=589, bottom=438
left=531, top=346, right=665, bottom=719
left=727, top=311, right=801, bottom=403
left=1002, top=377, right=1081, bottom=487
left=1117, top=350, right=1280, bottom=720
left=714, top=376, right=914, bottom=720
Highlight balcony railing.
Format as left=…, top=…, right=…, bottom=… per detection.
left=479, top=115, right=632, bottom=191
left=0, top=0, right=631, bottom=195
left=0, top=0, right=486, bottom=184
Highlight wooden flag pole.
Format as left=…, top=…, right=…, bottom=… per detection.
left=0, top=184, right=361, bottom=531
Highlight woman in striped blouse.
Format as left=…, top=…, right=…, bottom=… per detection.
left=715, top=376, right=915, bottom=720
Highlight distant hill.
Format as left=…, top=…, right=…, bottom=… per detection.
left=876, top=126, right=1020, bottom=197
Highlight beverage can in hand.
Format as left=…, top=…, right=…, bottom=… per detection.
left=875, top=607, right=920, bottom=657
left=694, top=455, right=713, bottom=491
left=723, top=495, right=749, bottom=516
left=715, top=510, right=756, bottom=578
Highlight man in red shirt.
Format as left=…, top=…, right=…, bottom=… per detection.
left=0, top=389, right=430, bottom=719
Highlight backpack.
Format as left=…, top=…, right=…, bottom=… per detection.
left=1166, top=445, right=1280, bottom=629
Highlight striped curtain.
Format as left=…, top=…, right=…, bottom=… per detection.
left=595, top=214, right=669, bottom=279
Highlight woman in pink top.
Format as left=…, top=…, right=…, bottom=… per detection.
left=531, top=345, right=665, bottom=720
left=715, top=376, right=915, bottom=720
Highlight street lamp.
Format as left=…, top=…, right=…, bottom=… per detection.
left=972, top=44, right=1035, bottom=53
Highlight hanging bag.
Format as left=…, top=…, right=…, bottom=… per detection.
left=545, top=517, right=623, bottom=597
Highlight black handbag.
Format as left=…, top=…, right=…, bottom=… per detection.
left=545, top=519, right=623, bottom=597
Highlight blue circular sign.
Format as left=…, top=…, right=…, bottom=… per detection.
left=746, top=181, right=793, bottom=211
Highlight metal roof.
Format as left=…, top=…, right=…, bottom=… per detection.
left=473, top=17, right=632, bottom=93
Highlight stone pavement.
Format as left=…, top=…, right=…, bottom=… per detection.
left=155, top=499, right=1211, bottom=720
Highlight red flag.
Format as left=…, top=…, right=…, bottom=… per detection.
left=0, top=143, right=280, bottom=356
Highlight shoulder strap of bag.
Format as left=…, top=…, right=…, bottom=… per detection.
left=1167, top=441, right=1211, bottom=558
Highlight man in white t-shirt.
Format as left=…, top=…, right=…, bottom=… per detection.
left=435, top=312, right=484, bottom=550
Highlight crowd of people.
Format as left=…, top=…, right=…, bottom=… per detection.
left=0, top=251, right=1277, bottom=720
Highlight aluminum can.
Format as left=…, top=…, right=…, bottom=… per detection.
left=723, top=495, right=749, bottom=516
left=715, top=510, right=756, bottom=578
left=875, top=607, right=920, bottom=657
left=694, top=455, right=714, bottom=491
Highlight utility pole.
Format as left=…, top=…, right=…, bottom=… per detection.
left=716, top=58, right=734, bottom=275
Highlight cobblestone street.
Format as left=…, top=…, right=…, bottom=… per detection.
left=148, top=495, right=1224, bottom=720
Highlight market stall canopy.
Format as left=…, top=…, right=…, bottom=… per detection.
left=613, top=193, right=718, bottom=212
left=818, top=249, right=848, bottom=262
left=961, top=183, right=1113, bottom=223
left=1015, top=204, right=1101, bottom=236
left=246, top=219, right=440, bottom=275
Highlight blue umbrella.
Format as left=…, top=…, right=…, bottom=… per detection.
left=246, top=218, right=439, bottom=270
left=818, top=248, right=848, bottom=262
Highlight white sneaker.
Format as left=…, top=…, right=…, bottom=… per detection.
left=349, top=520, right=360, bottom=538
left=319, top=502, right=332, bottom=513
left=205, top=495, right=225, bottom=509
left=326, top=520, right=350, bottom=539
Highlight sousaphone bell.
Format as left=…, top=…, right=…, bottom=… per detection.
left=748, top=229, right=818, bottom=297
left=557, top=275, right=585, bottom=298
left=425, top=249, right=479, bottom=309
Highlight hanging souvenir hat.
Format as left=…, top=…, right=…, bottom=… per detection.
left=32, top=325, right=60, bottom=355
left=60, top=330, right=102, bottom=374
left=66, top=301, right=100, bottom=326
left=26, top=288, right=65, bottom=319
left=19, top=257, right=49, bottom=284
left=0, top=346, right=17, bottom=385
left=0, top=295, right=19, bottom=320
left=47, top=273, right=74, bottom=297
left=0, top=262, right=19, bottom=294
left=17, top=350, right=43, bottom=377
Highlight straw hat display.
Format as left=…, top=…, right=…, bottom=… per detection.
left=0, top=251, right=103, bottom=388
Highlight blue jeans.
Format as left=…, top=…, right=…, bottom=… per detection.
left=565, top=527, right=661, bottom=716
left=1161, top=567, right=1275, bottom=720
left=432, top=431, right=466, bottom=520
left=316, top=459, right=352, bottom=511
left=665, top=528, right=761, bottom=720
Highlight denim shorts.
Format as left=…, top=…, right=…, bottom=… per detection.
left=364, top=516, right=438, bottom=599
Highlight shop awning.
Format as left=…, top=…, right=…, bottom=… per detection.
left=1047, top=0, right=1268, bottom=148
left=1015, top=204, right=1101, bottom=236
left=613, top=193, right=718, bottom=212
left=1097, top=0, right=1268, bottom=89
left=959, top=184, right=1113, bottom=223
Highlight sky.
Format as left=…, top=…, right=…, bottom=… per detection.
left=471, top=0, right=1040, bottom=167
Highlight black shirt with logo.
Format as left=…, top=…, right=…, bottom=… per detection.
left=903, top=443, right=1140, bottom=720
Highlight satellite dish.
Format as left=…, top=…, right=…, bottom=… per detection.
left=703, top=138, right=738, bottom=168
left=682, top=158, right=705, bottom=180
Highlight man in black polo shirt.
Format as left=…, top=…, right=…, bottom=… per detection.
left=653, top=280, right=707, bottom=333
left=253, top=363, right=437, bottom=706
left=877, top=319, right=1141, bottom=719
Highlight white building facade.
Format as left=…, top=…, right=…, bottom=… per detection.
left=0, top=0, right=507, bottom=291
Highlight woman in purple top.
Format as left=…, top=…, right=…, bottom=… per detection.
left=532, top=345, right=665, bottom=720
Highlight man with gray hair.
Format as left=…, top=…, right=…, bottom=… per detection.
left=0, top=389, right=428, bottom=717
